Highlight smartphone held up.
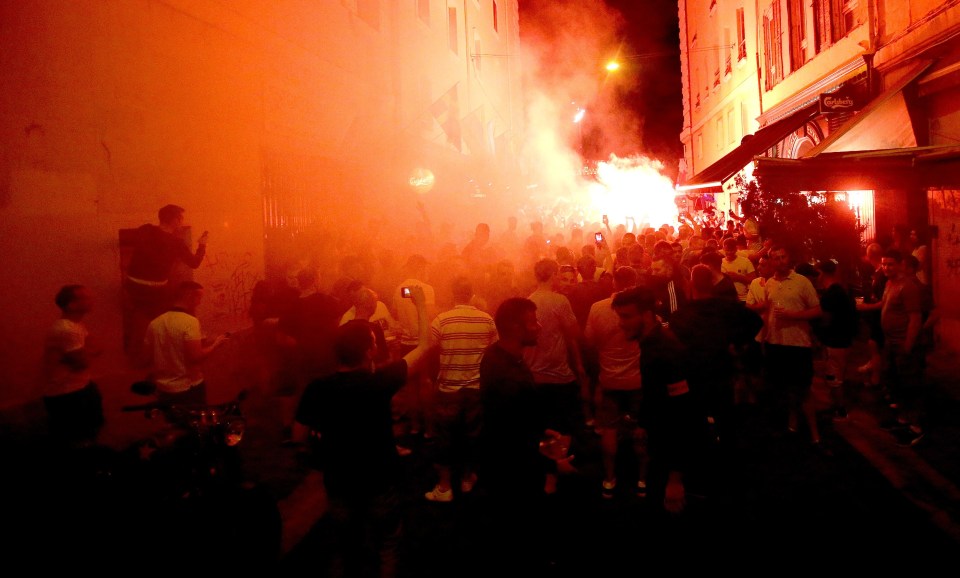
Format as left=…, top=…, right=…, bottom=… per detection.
left=401, top=287, right=412, bottom=298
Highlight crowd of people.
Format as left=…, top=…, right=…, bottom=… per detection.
left=39, top=203, right=939, bottom=575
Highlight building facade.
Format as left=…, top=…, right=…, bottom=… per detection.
left=678, top=0, right=960, bottom=351
left=0, top=0, right=522, bottom=407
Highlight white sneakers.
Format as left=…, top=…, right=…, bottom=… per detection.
left=426, top=474, right=478, bottom=502
left=424, top=485, right=453, bottom=502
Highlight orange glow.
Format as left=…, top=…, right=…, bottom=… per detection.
left=525, top=154, right=680, bottom=231
left=605, top=61, right=621, bottom=72
left=409, top=168, right=436, bottom=194
left=587, top=155, right=679, bottom=228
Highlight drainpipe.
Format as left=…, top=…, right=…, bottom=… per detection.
left=683, top=0, right=695, bottom=176
left=864, top=0, right=877, bottom=97
left=463, top=1, right=471, bottom=112
left=755, top=0, right=764, bottom=118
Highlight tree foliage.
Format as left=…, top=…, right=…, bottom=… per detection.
left=735, top=173, right=865, bottom=270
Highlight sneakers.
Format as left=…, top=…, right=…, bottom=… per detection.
left=894, top=427, right=925, bottom=447
left=396, top=444, right=413, bottom=457
left=460, top=473, right=477, bottom=494
left=424, top=485, right=453, bottom=502
left=636, top=480, right=647, bottom=498
left=601, top=479, right=616, bottom=499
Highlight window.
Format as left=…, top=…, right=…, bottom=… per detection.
left=696, top=133, right=703, bottom=160
left=839, top=0, right=857, bottom=36
left=695, top=66, right=701, bottom=109
left=492, top=0, right=498, bottom=33
left=448, top=6, right=458, bottom=54
left=763, top=1, right=785, bottom=90
left=813, top=0, right=831, bottom=53
left=788, top=0, right=806, bottom=72
left=716, top=117, right=724, bottom=150
left=736, top=8, right=747, bottom=61
left=813, top=0, right=858, bottom=53
left=418, top=0, right=430, bottom=24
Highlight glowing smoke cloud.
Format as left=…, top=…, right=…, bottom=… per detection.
left=518, top=1, right=679, bottom=234
left=589, top=155, right=678, bottom=229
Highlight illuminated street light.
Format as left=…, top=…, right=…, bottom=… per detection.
left=605, top=61, right=621, bottom=72
left=573, top=107, right=585, bottom=123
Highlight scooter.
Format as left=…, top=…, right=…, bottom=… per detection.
left=121, top=382, right=249, bottom=500
left=114, top=382, right=282, bottom=569
left=4, top=383, right=281, bottom=571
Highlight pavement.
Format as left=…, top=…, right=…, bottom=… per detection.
left=3, top=328, right=960, bottom=572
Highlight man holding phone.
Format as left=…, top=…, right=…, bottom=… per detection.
left=124, top=204, right=209, bottom=357
left=392, top=254, right=438, bottom=445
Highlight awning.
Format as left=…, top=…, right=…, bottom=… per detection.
left=804, top=60, right=934, bottom=156
left=682, top=102, right=820, bottom=190
left=753, top=145, right=960, bottom=190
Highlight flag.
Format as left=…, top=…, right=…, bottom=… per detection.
left=430, top=83, right=462, bottom=151
left=462, top=106, right=485, bottom=156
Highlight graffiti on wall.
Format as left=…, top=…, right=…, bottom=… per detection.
left=203, top=251, right=260, bottom=320
left=929, top=190, right=960, bottom=321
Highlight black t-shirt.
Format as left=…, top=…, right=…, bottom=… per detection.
left=278, top=292, right=342, bottom=379
left=638, top=325, right=708, bottom=475
left=479, top=342, right=553, bottom=497
left=670, top=297, right=763, bottom=382
left=126, top=224, right=204, bottom=282
left=249, top=280, right=298, bottom=325
left=712, top=275, right=740, bottom=301
left=295, top=360, right=407, bottom=498
left=564, top=280, right=608, bottom=329
left=814, top=282, right=859, bottom=348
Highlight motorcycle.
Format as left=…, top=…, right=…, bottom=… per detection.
left=6, top=384, right=282, bottom=571
left=121, top=383, right=250, bottom=500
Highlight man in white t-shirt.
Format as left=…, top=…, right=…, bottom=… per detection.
left=340, top=282, right=397, bottom=332
left=721, top=237, right=756, bottom=302
left=42, top=284, right=104, bottom=445
left=584, top=266, right=647, bottom=499
left=144, top=281, right=229, bottom=405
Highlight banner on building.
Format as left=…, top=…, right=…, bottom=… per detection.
left=462, top=106, right=486, bottom=156
left=430, top=83, right=462, bottom=151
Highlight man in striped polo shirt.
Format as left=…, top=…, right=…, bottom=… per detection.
left=424, top=276, right=499, bottom=502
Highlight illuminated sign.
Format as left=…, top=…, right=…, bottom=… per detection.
left=818, top=87, right=864, bottom=114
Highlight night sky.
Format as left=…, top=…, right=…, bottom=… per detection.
left=519, top=0, right=684, bottom=178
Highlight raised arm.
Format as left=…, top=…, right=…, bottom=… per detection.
left=402, top=285, right=434, bottom=377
